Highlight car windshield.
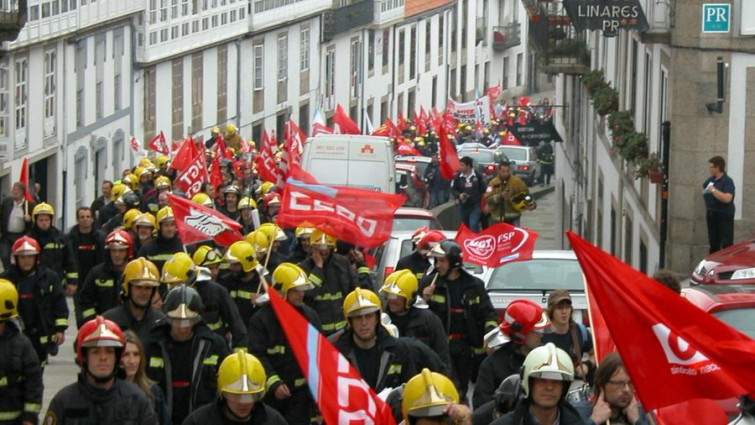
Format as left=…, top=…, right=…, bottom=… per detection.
left=487, top=259, right=584, bottom=291
left=713, top=308, right=755, bottom=339
left=393, top=217, right=442, bottom=231
left=498, top=147, right=527, bottom=161
left=459, top=150, right=496, bottom=163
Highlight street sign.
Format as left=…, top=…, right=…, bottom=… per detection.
left=702, top=3, right=730, bottom=33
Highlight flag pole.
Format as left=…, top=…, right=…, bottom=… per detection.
left=256, top=234, right=276, bottom=295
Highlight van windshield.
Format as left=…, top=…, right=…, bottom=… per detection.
left=309, top=158, right=387, bottom=192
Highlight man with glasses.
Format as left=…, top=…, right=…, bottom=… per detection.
left=587, top=352, right=649, bottom=425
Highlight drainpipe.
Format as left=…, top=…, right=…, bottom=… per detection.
left=61, top=40, right=68, bottom=229
left=235, top=38, right=242, bottom=130
left=659, top=120, right=670, bottom=267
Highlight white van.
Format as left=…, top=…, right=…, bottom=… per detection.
left=300, top=134, right=396, bottom=193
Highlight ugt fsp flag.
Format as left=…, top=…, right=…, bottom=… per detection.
left=18, top=158, right=34, bottom=202
left=168, top=193, right=244, bottom=246
left=266, top=284, right=397, bottom=425
left=567, top=231, right=755, bottom=410
left=455, top=222, right=538, bottom=267
left=277, top=179, right=406, bottom=249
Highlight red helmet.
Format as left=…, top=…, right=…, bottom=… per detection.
left=263, top=192, right=281, bottom=208
left=411, top=226, right=430, bottom=245
left=105, top=229, right=134, bottom=259
left=417, top=230, right=445, bottom=255
left=11, top=236, right=40, bottom=258
left=499, top=299, right=551, bottom=344
left=75, top=316, right=125, bottom=366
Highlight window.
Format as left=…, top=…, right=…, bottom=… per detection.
left=217, top=45, right=227, bottom=124
left=172, top=59, right=184, bottom=140
left=62, top=0, right=69, bottom=12
left=325, top=47, right=335, bottom=98
left=182, top=0, right=189, bottom=15
left=144, top=68, right=156, bottom=141
left=149, top=32, right=158, bottom=45
left=75, top=153, right=87, bottom=208
left=70, top=0, right=77, bottom=10
left=367, top=30, right=374, bottom=72
left=53, top=0, right=60, bottom=15
left=171, top=25, right=179, bottom=39
left=160, top=0, right=168, bottom=21
left=29, top=5, right=38, bottom=20
left=192, top=20, right=199, bottom=32
left=42, top=2, right=51, bottom=18
left=438, top=15, right=444, bottom=65
left=192, top=53, right=203, bottom=132
left=172, top=0, right=179, bottom=18
left=277, top=33, right=288, bottom=81
left=643, top=50, right=652, bottom=133
left=182, top=22, right=189, bottom=36
left=114, top=31, right=123, bottom=110
left=44, top=50, right=56, bottom=137
left=221, top=12, right=227, bottom=25
left=211, top=14, right=218, bottom=27
left=14, top=58, right=28, bottom=147
left=350, top=38, right=361, bottom=98
left=300, top=28, right=310, bottom=71
left=149, top=0, right=157, bottom=23
left=253, top=44, right=263, bottom=90
left=0, top=63, right=8, bottom=137
left=410, top=26, right=416, bottom=78
left=230, top=9, right=236, bottom=21
left=95, top=37, right=105, bottom=119
left=516, top=52, right=523, bottom=86
left=503, top=56, right=509, bottom=89
left=75, top=41, right=86, bottom=127
left=161, top=28, right=168, bottom=42
left=202, top=17, right=208, bottom=30
left=425, top=21, right=431, bottom=66
left=382, top=29, right=390, bottom=68
left=398, top=30, right=405, bottom=66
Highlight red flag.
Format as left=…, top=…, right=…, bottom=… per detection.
left=255, top=131, right=283, bottom=183
left=502, top=131, right=522, bottom=146
left=266, top=283, right=397, bottom=425
left=277, top=179, right=406, bottom=249
left=486, top=84, right=502, bottom=101
left=130, top=136, right=143, bottom=156
left=213, top=134, right=233, bottom=159
left=385, top=118, right=401, bottom=139
left=567, top=231, right=755, bottom=411
left=18, top=158, right=34, bottom=202
left=397, top=111, right=407, bottom=132
left=334, top=104, right=361, bottom=135
left=210, top=155, right=224, bottom=192
left=171, top=138, right=200, bottom=171
left=311, top=122, right=334, bottom=136
left=455, top=222, right=538, bottom=267
left=173, top=149, right=208, bottom=198
left=396, top=143, right=422, bottom=156
left=519, top=96, right=532, bottom=108
left=438, top=126, right=460, bottom=180
left=516, top=111, right=528, bottom=126
left=653, top=399, right=729, bottom=425
left=148, top=131, right=169, bottom=155
left=168, top=193, right=244, bottom=246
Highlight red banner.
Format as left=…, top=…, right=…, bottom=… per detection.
left=168, top=193, right=244, bottom=246
left=277, top=179, right=406, bottom=249
left=567, top=231, right=755, bottom=411
left=266, top=284, right=397, bottom=425
left=455, top=222, right=538, bottom=267
left=334, top=104, right=361, bottom=135
left=255, top=131, right=283, bottom=184
left=19, top=158, right=34, bottom=202
left=171, top=138, right=200, bottom=171
left=437, top=125, right=460, bottom=180
left=148, top=131, right=169, bottom=155
left=173, top=152, right=208, bottom=198
left=396, top=143, right=421, bottom=156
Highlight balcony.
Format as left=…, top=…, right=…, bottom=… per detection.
left=374, top=0, right=403, bottom=26
left=528, top=1, right=589, bottom=75
left=640, top=0, right=671, bottom=44
left=322, top=0, right=374, bottom=41
left=0, top=0, right=26, bottom=43
left=544, top=38, right=590, bottom=74
left=250, top=0, right=330, bottom=32
left=492, top=22, right=521, bottom=51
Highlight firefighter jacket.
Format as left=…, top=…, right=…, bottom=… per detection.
left=387, top=305, right=451, bottom=366
left=78, top=260, right=123, bottom=325
left=43, top=375, right=158, bottom=425
left=194, top=267, right=247, bottom=350
left=395, top=251, right=431, bottom=281
left=136, top=234, right=184, bottom=282
left=144, top=323, right=230, bottom=422
left=0, top=320, right=42, bottom=424
left=247, top=302, right=321, bottom=393
left=0, top=266, right=68, bottom=363
left=484, top=175, right=529, bottom=222
left=217, top=271, right=263, bottom=327
left=66, top=226, right=105, bottom=284
left=182, top=399, right=287, bottom=425
left=331, top=325, right=449, bottom=392
left=299, top=253, right=366, bottom=336
left=419, top=270, right=498, bottom=352
left=28, top=225, right=79, bottom=287
left=102, top=304, right=166, bottom=344
left=472, top=341, right=526, bottom=408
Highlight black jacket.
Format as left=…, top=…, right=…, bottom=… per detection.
left=331, top=326, right=449, bottom=392
left=395, top=251, right=431, bottom=280
left=137, top=235, right=184, bottom=281
left=144, top=323, right=230, bottom=424
left=193, top=269, right=247, bottom=350
left=0, top=320, right=42, bottom=424
left=473, top=342, right=526, bottom=408
left=66, top=226, right=106, bottom=284
left=96, top=202, right=118, bottom=231
left=387, top=306, right=451, bottom=366
left=217, top=271, right=263, bottom=328
left=44, top=376, right=158, bottom=425
left=451, top=169, right=486, bottom=206
left=492, top=398, right=587, bottom=425
left=0, top=196, right=35, bottom=235
left=28, top=225, right=79, bottom=286
left=181, top=399, right=287, bottom=425
left=102, top=304, right=166, bottom=343
left=78, top=260, right=124, bottom=325
left=247, top=303, right=321, bottom=393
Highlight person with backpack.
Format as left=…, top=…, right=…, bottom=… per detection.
left=542, top=290, right=595, bottom=384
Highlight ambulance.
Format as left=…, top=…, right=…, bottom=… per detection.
left=300, top=135, right=396, bottom=193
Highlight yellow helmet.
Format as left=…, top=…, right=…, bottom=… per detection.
left=123, top=174, right=139, bottom=191
left=161, top=252, right=198, bottom=287
left=122, top=257, right=160, bottom=296
left=192, top=245, right=223, bottom=267
left=401, top=369, right=459, bottom=423
left=133, top=166, right=147, bottom=179
left=294, top=226, right=315, bottom=239
left=111, top=183, right=129, bottom=201
left=226, top=124, right=237, bottom=134
left=191, top=193, right=214, bottom=208
left=343, top=288, right=382, bottom=319
left=238, top=197, right=257, bottom=210
left=156, top=207, right=174, bottom=227
left=123, top=208, right=142, bottom=230
left=32, top=202, right=55, bottom=218
left=138, top=158, right=154, bottom=169
left=259, top=223, right=286, bottom=242
left=0, top=279, right=19, bottom=320
left=511, top=192, right=534, bottom=212
left=211, top=126, right=221, bottom=134
left=133, top=212, right=156, bottom=229
left=310, top=229, right=336, bottom=249
left=273, top=263, right=313, bottom=298
left=224, top=241, right=259, bottom=272
left=521, top=343, right=574, bottom=397
left=156, top=155, right=170, bottom=169
left=217, top=352, right=266, bottom=401
left=154, top=176, right=172, bottom=190
left=255, top=181, right=275, bottom=197
left=245, top=230, right=270, bottom=256
left=380, top=269, right=419, bottom=309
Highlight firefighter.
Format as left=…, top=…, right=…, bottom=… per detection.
left=192, top=245, right=223, bottom=282
left=218, top=241, right=265, bottom=327
left=44, top=316, right=158, bottom=424
left=161, top=252, right=247, bottom=350
left=0, top=279, right=43, bottom=424
left=181, top=352, right=287, bottom=424
left=395, top=229, right=445, bottom=280
left=102, top=257, right=165, bottom=342
left=257, top=223, right=290, bottom=270
left=137, top=206, right=183, bottom=284
left=144, top=284, right=230, bottom=424
left=288, top=226, right=314, bottom=264
left=0, top=236, right=68, bottom=367
left=142, top=176, right=172, bottom=214
left=401, top=369, right=472, bottom=425
left=247, top=263, right=321, bottom=424
left=237, top=196, right=258, bottom=235
left=133, top=212, right=156, bottom=253
left=27, top=202, right=79, bottom=295
left=78, top=229, right=133, bottom=326
left=218, top=185, right=242, bottom=221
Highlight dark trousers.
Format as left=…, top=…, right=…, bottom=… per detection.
left=449, top=341, right=473, bottom=403
left=706, top=210, right=734, bottom=253
left=539, top=164, right=554, bottom=185
left=0, top=232, right=24, bottom=271
left=459, top=202, right=482, bottom=232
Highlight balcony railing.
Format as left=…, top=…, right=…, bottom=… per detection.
left=0, top=0, right=27, bottom=42
left=528, top=1, right=589, bottom=75
left=492, top=22, right=521, bottom=51
left=322, top=0, right=373, bottom=41
left=374, top=0, right=403, bottom=26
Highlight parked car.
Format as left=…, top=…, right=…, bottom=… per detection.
left=395, top=163, right=428, bottom=208
left=393, top=207, right=442, bottom=232
left=395, top=155, right=432, bottom=177
left=496, top=145, right=540, bottom=185
left=481, top=251, right=587, bottom=323
left=457, top=146, right=508, bottom=182
left=370, top=230, right=485, bottom=288
left=690, top=238, right=755, bottom=285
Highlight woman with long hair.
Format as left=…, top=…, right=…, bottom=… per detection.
left=121, top=329, right=171, bottom=425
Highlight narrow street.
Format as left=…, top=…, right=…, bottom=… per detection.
left=522, top=189, right=558, bottom=250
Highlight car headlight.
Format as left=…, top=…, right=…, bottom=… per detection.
left=693, top=260, right=706, bottom=276
left=731, top=267, right=755, bottom=280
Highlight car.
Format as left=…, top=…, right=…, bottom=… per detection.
left=457, top=146, right=508, bottom=181
left=395, top=163, right=428, bottom=208
left=690, top=238, right=755, bottom=285
left=393, top=207, right=442, bottom=232
left=370, top=230, right=485, bottom=288
left=496, top=145, right=540, bottom=185
left=481, top=251, right=587, bottom=323
left=395, top=155, right=432, bottom=177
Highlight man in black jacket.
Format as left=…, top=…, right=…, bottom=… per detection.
left=27, top=202, right=79, bottom=296
left=0, top=182, right=35, bottom=270
left=137, top=207, right=183, bottom=289
left=451, top=156, right=486, bottom=232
